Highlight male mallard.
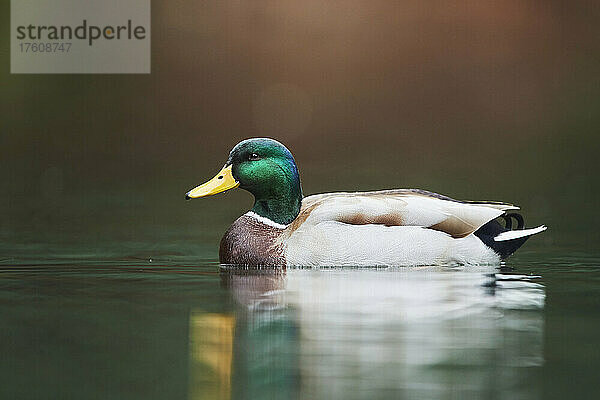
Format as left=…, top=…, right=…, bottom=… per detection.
left=186, top=138, right=546, bottom=267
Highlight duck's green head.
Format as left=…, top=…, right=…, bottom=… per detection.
left=186, top=138, right=303, bottom=225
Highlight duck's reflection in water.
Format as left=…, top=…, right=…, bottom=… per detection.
left=222, top=267, right=300, bottom=400
left=195, top=266, right=545, bottom=400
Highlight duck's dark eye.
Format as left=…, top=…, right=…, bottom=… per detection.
left=248, top=153, right=261, bottom=161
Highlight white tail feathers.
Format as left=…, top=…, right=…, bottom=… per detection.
left=494, top=225, right=547, bottom=242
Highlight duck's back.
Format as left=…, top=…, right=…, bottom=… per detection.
left=280, top=189, right=531, bottom=267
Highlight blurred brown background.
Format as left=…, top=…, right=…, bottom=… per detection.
left=1, top=1, right=599, bottom=258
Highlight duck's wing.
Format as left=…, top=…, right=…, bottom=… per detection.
left=289, top=189, right=519, bottom=238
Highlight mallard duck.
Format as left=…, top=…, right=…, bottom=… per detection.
left=186, top=138, right=546, bottom=267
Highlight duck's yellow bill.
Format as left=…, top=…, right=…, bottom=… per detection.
left=186, top=165, right=239, bottom=199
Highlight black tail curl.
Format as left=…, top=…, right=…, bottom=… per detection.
left=501, top=213, right=524, bottom=230
left=474, top=213, right=530, bottom=260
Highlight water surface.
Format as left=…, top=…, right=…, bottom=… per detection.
left=1, top=243, right=598, bottom=400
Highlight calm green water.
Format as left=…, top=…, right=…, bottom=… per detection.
left=1, top=241, right=599, bottom=400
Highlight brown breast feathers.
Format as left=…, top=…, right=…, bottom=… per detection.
left=219, top=214, right=286, bottom=267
